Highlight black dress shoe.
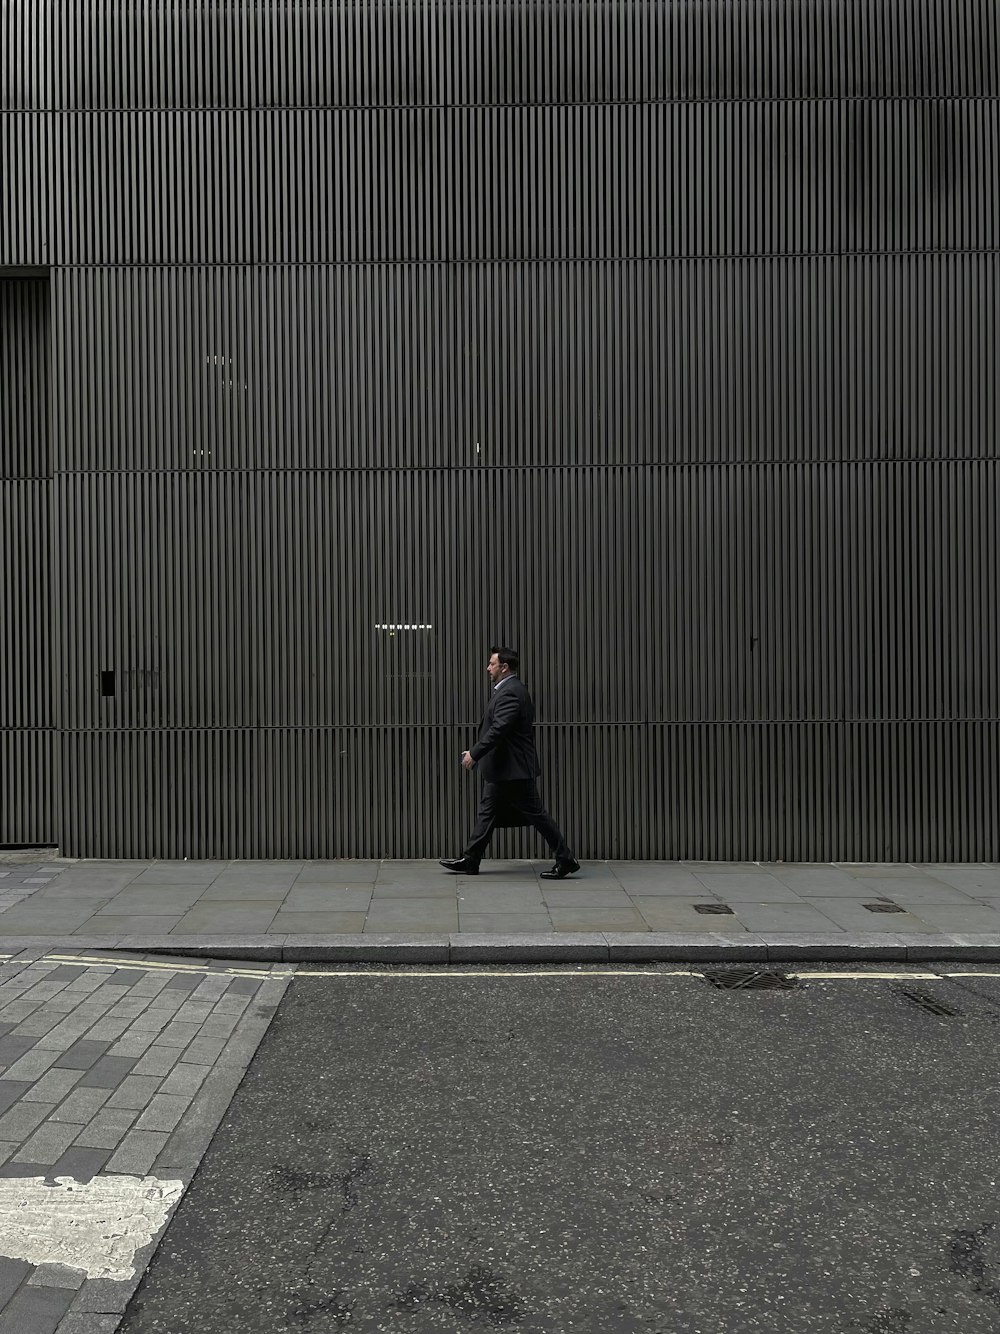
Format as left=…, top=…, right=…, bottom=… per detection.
left=439, top=858, right=479, bottom=874
left=540, top=858, right=581, bottom=880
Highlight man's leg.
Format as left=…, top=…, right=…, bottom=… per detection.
left=461, top=782, right=502, bottom=866
left=506, top=781, right=575, bottom=864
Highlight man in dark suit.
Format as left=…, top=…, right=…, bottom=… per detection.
left=440, top=646, right=580, bottom=879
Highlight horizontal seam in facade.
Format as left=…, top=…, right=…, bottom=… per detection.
left=47, top=722, right=1000, bottom=734
left=37, top=459, right=1000, bottom=478
left=33, top=252, right=1000, bottom=270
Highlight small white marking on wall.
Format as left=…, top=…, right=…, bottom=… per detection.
left=0, top=1174, right=184, bottom=1281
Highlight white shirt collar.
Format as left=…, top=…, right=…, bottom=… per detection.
left=493, top=675, right=517, bottom=691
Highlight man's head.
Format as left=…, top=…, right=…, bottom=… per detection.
left=487, top=645, right=519, bottom=685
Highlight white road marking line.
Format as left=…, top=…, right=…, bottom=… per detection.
left=792, top=971, right=943, bottom=980
left=41, top=954, right=288, bottom=979
left=271, top=967, right=1000, bottom=980
left=26, top=955, right=1000, bottom=982
left=292, top=968, right=677, bottom=977
left=0, top=1174, right=184, bottom=1281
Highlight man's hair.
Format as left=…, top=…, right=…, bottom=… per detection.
left=490, top=645, right=519, bottom=675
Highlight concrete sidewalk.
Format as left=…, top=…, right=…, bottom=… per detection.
left=1, top=854, right=1000, bottom=963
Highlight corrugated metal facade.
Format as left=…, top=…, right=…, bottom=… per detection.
left=1, top=1, right=998, bottom=860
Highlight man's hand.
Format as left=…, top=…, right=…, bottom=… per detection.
left=461, top=751, right=475, bottom=771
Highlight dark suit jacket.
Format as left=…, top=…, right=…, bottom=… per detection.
left=469, top=676, right=542, bottom=784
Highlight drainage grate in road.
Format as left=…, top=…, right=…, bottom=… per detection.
left=863, top=902, right=907, bottom=913
left=895, top=988, right=964, bottom=1017
left=693, top=903, right=735, bottom=915
left=702, top=968, right=803, bottom=991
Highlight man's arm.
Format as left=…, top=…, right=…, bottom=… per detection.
left=469, top=688, right=521, bottom=761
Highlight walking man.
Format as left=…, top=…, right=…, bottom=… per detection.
left=440, top=646, right=580, bottom=879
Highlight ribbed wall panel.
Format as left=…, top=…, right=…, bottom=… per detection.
left=1, top=278, right=50, bottom=477
left=1, top=279, right=52, bottom=846
left=49, top=101, right=1000, bottom=264
left=0, top=731, right=54, bottom=847
left=4, top=1, right=998, bottom=859
left=46, top=0, right=1000, bottom=108
left=58, top=723, right=1000, bottom=862
left=51, top=258, right=999, bottom=471
left=54, top=463, right=998, bottom=731
left=0, top=115, right=49, bottom=265
left=1, top=479, right=51, bottom=730
left=0, top=0, right=48, bottom=110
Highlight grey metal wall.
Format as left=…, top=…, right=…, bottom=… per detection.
left=2, top=1, right=998, bottom=860
left=1, top=277, right=52, bottom=846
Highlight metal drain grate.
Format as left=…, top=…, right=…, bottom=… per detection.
left=693, top=903, right=735, bottom=915
left=896, top=988, right=963, bottom=1017
left=863, top=902, right=906, bottom=913
left=702, top=968, right=802, bottom=991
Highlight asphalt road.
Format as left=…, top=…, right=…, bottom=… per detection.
left=118, top=963, right=1000, bottom=1333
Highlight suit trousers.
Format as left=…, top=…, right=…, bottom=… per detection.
left=463, top=779, right=574, bottom=865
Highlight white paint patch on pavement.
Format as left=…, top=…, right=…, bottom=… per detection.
left=0, top=1174, right=184, bottom=1280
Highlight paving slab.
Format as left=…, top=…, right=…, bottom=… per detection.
left=0, top=1259, right=31, bottom=1311
left=915, top=864, right=1000, bottom=891
left=20, top=890, right=115, bottom=904
left=43, top=873, right=140, bottom=891
left=1, top=1281, right=76, bottom=1332
left=616, top=878, right=720, bottom=897
left=97, top=889, right=207, bottom=911
left=635, top=899, right=747, bottom=930
left=76, top=917, right=184, bottom=936
left=850, top=876, right=979, bottom=900
left=693, top=872, right=802, bottom=900
left=171, top=906, right=282, bottom=933
left=293, top=862, right=380, bottom=883
left=457, top=913, right=554, bottom=933
left=363, top=903, right=460, bottom=931
left=547, top=907, right=650, bottom=931
left=198, top=875, right=297, bottom=896
left=266, top=911, right=368, bottom=933
left=540, top=886, right=635, bottom=907
left=195, top=882, right=295, bottom=902
left=906, top=903, right=1000, bottom=931
left=455, top=886, right=547, bottom=907
left=727, top=901, right=852, bottom=932
left=803, top=897, right=942, bottom=933
left=280, top=886, right=373, bottom=911
left=833, top=863, right=932, bottom=879
left=369, top=880, right=460, bottom=897
left=0, top=910, right=102, bottom=935
left=370, top=875, right=461, bottom=896
left=126, top=870, right=222, bottom=887
left=54, top=1315, right=120, bottom=1333
left=765, top=868, right=872, bottom=895
left=68, top=1276, right=139, bottom=1315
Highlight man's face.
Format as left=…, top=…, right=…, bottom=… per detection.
left=487, top=653, right=507, bottom=685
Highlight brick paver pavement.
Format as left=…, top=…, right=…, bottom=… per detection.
left=0, top=949, right=292, bottom=1334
